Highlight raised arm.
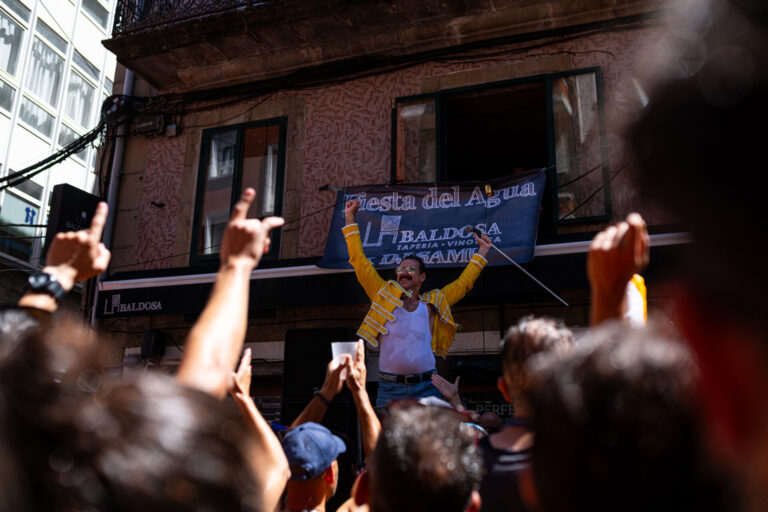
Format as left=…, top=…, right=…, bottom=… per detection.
left=346, top=339, right=380, bottom=458
left=230, top=348, right=290, bottom=511
left=439, top=233, right=490, bottom=305
left=588, top=213, right=649, bottom=326
left=19, top=202, right=111, bottom=312
left=343, top=199, right=386, bottom=299
left=177, top=188, right=284, bottom=398
left=289, top=354, right=351, bottom=428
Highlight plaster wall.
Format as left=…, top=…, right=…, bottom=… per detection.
left=112, top=23, right=671, bottom=272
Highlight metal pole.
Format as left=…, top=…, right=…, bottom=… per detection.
left=467, top=226, right=568, bottom=307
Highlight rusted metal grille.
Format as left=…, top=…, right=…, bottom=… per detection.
left=112, top=0, right=269, bottom=36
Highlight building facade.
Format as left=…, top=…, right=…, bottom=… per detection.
left=99, top=0, right=686, bottom=416
left=0, top=0, right=116, bottom=301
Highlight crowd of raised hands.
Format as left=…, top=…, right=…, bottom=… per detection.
left=1, top=188, right=735, bottom=512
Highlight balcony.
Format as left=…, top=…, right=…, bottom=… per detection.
left=104, top=0, right=666, bottom=93
left=112, top=0, right=271, bottom=36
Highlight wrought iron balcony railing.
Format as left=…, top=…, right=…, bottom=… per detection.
left=112, top=0, right=271, bottom=36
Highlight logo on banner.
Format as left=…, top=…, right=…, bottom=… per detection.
left=103, top=294, right=163, bottom=315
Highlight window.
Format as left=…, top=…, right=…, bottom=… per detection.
left=58, top=123, right=87, bottom=161
left=13, top=175, right=43, bottom=200
left=0, top=191, right=39, bottom=260
left=25, top=36, right=65, bottom=107
left=65, top=70, right=95, bottom=127
left=393, top=68, right=610, bottom=236
left=35, top=19, right=67, bottom=53
left=19, top=96, right=54, bottom=137
left=1, top=0, right=30, bottom=23
left=191, top=118, right=286, bottom=262
left=73, top=50, right=99, bottom=81
left=0, top=8, right=25, bottom=76
left=0, top=77, right=14, bottom=111
left=81, top=0, right=109, bottom=30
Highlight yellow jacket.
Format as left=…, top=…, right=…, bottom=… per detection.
left=343, top=223, right=488, bottom=357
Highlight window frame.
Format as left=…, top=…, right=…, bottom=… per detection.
left=391, top=66, right=611, bottom=233
left=190, top=117, right=287, bottom=265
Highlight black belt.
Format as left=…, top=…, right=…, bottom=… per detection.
left=379, top=370, right=435, bottom=384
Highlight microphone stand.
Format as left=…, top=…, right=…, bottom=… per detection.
left=469, top=227, right=569, bottom=307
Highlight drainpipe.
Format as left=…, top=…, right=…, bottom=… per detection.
left=91, top=69, right=134, bottom=328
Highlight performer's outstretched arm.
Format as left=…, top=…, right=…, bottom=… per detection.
left=440, top=233, right=491, bottom=306
left=343, top=199, right=386, bottom=300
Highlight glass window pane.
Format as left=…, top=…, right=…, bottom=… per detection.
left=0, top=191, right=39, bottom=260
left=25, top=37, right=64, bottom=107
left=13, top=177, right=43, bottom=200
left=0, top=10, right=24, bottom=76
left=198, top=129, right=237, bottom=255
left=65, top=71, right=95, bottom=127
left=241, top=124, right=280, bottom=218
left=58, top=124, right=87, bottom=161
left=19, top=97, right=53, bottom=137
left=1, top=0, right=31, bottom=22
left=82, top=0, right=109, bottom=29
left=395, top=98, right=436, bottom=183
left=552, top=73, right=607, bottom=220
left=35, top=19, right=67, bottom=53
left=104, top=76, right=113, bottom=93
left=0, top=77, right=15, bottom=111
left=73, top=50, right=99, bottom=81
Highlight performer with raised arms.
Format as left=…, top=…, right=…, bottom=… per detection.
left=343, top=199, right=491, bottom=408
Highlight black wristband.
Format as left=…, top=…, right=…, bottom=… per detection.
left=314, top=390, right=332, bottom=406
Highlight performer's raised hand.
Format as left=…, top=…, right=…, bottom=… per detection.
left=474, top=232, right=492, bottom=258
left=344, top=199, right=360, bottom=225
left=220, top=188, right=284, bottom=270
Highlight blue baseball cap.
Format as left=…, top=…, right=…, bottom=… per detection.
left=282, top=422, right=346, bottom=481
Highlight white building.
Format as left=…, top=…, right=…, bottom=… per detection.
left=0, top=0, right=115, bottom=265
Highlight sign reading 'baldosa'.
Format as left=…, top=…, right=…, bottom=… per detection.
left=318, top=169, right=546, bottom=269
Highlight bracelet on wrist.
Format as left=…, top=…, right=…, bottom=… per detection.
left=314, top=390, right=332, bottom=406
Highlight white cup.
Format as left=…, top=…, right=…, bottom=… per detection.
left=331, top=341, right=358, bottom=380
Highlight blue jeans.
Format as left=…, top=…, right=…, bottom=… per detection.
left=376, top=377, right=442, bottom=409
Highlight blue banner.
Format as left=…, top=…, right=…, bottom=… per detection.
left=318, top=169, right=546, bottom=269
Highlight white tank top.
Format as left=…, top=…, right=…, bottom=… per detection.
left=378, top=301, right=436, bottom=375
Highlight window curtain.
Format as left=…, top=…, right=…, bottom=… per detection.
left=65, top=72, right=95, bottom=127
left=0, top=13, right=23, bottom=76
left=207, top=132, right=236, bottom=179
left=25, top=37, right=63, bottom=107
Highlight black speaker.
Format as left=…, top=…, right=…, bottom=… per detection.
left=281, top=326, right=359, bottom=511
left=43, top=184, right=101, bottom=257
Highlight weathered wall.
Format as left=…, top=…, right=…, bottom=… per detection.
left=111, top=22, right=671, bottom=271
